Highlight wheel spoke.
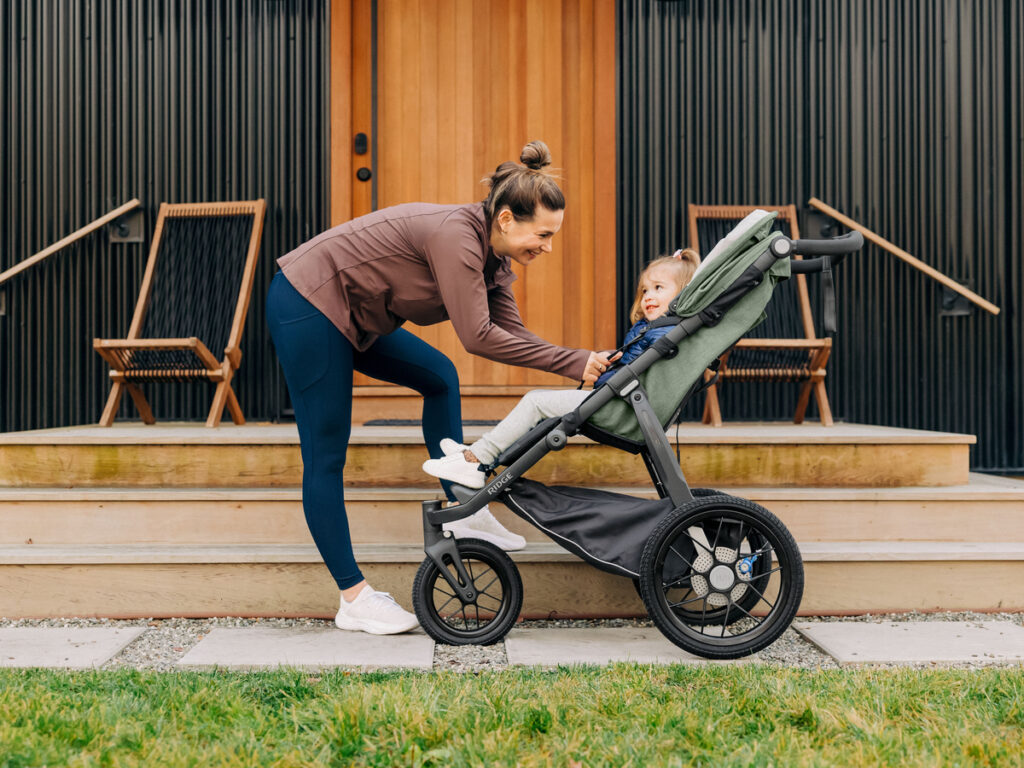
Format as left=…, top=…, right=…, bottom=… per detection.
left=434, top=584, right=458, bottom=600
left=478, top=589, right=504, bottom=605
left=734, top=521, right=747, bottom=553
left=750, top=564, right=783, bottom=580
left=667, top=545, right=698, bottom=573
left=662, top=572, right=695, bottom=590
left=740, top=579, right=777, bottom=612
left=711, top=518, right=725, bottom=551
left=434, top=591, right=461, bottom=615
left=725, top=597, right=765, bottom=628
left=471, top=565, right=495, bottom=585
left=683, top=532, right=715, bottom=557
left=476, top=574, right=501, bottom=598
left=668, top=592, right=706, bottom=610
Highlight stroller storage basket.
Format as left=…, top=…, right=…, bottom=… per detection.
left=502, top=479, right=674, bottom=578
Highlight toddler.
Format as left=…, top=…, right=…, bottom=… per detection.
left=424, top=248, right=700, bottom=491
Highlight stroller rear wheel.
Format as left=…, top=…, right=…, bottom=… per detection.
left=637, top=495, right=803, bottom=659
left=413, top=538, right=523, bottom=646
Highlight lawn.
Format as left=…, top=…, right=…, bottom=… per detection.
left=1, top=665, right=1022, bottom=767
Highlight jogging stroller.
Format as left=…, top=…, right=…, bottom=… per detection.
left=413, top=210, right=864, bottom=659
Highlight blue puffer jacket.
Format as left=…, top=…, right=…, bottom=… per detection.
left=594, top=319, right=673, bottom=388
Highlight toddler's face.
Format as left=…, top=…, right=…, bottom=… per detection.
left=639, top=266, right=680, bottom=321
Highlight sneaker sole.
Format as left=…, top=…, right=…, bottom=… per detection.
left=334, top=615, right=420, bottom=635
left=422, top=465, right=485, bottom=489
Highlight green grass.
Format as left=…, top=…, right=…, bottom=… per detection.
left=1, top=666, right=1022, bottom=767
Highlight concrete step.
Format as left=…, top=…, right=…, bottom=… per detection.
left=0, top=422, right=974, bottom=488
left=3, top=474, right=1021, bottom=547
left=1, top=541, right=1022, bottom=618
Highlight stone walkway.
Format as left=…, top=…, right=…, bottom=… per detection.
left=1, top=615, right=1022, bottom=671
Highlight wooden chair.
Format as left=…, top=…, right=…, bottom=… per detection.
left=94, top=200, right=267, bottom=427
left=688, top=204, right=833, bottom=426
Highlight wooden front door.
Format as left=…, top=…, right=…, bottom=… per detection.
left=331, top=0, right=616, bottom=420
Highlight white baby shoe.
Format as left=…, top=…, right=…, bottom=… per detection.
left=439, top=438, right=467, bottom=456
left=422, top=453, right=487, bottom=489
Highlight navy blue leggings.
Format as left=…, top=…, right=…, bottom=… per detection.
left=266, top=271, right=462, bottom=590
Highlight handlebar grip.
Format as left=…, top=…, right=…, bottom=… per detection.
left=790, top=256, right=831, bottom=274
left=791, top=231, right=864, bottom=256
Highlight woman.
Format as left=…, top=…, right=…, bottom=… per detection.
left=267, top=141, right=615, bottom=635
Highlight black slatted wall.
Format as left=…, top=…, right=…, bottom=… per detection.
left=0, top=1, right=329, bottom=430
left=618, top=0, right=1022, bottom=471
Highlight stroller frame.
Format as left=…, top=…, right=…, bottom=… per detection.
left=416, top=230, right=863, bottom=657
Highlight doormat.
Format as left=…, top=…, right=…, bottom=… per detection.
left=364, top=419, right=500, bottom=427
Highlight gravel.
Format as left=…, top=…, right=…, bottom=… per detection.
left=1, top=612, right=1021, bottom=672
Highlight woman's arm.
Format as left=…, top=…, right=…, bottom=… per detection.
left=486, top=284, right=555, bottom=347
left=425, top=226, right=589, bottom=380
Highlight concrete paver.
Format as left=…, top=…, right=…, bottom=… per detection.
left=176, top=626, right=434, bottom=670
left=0, top=627, right=145, bottom=669
left=795, top=621, right=1024, bottom=665
left=505, top=626, right=742, bottom=666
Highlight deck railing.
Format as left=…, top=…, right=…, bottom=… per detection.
left=0, top=200, right=142, bottom=288
left=809, top=198, right=1001, bottom=317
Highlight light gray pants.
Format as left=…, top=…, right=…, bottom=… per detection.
left=470, top=388, right=591, bottom=464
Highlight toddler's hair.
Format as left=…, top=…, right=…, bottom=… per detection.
left=628, top=248, right=701, bottom=324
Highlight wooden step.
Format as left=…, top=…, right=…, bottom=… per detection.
left=0, top=422, right=974, bottom=488
left=2, top=475, right=1020, bottom=547
left=1, top=542, right=1021, bottom=618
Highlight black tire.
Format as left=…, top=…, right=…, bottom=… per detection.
left=412, top=538, right=523, bottom=646
left=638, top=495, right=803, bottom=659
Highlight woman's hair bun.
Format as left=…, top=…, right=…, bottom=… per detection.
left=520, top=140, right=553, bottom=171
left=480, top=140, right=564, bottom=230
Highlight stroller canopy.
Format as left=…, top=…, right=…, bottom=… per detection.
left=587, top=210, right=790, bottom=444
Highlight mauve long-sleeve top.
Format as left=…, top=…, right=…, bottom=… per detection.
left=277, top=202, right=589, bottom=380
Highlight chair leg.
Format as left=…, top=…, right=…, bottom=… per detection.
left=225, top=384, right=245, bottom=426
left=207, top=381, right=232, bottom=428
left=794, top=379, right=814, bottom=424
left=814, top=379, right=834, bottom=426
left=702, top=381, right=724, bottom=427
left=99, top=382, right=124, bottom=427
left=126, top=384, right=156, bottom=424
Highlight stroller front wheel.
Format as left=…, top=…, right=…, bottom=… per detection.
left=412, top=538, right=523, bottom=646
left=637, top=495, right=804, bottom=659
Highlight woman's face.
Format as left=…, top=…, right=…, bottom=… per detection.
left=492, top=206, right=564, bottom=266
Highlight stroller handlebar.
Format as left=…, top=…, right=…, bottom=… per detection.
left=770, top=231, right=864, bottom=273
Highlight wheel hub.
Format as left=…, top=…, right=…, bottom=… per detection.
left=709, top=564, right=736, bottom=591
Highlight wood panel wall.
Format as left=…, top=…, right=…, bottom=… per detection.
left=332, top=0, right=616, bottom=397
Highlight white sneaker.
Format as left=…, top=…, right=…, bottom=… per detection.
left=443, top=505, right=527, bottom=551
left=439, top=438, right=467, bottom=456
left=335, top=586, right=419, bottom=635
left=422, top=453, right=486, bottom=489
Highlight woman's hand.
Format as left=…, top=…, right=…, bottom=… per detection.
left=582, top=350, right=622, bottom=383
